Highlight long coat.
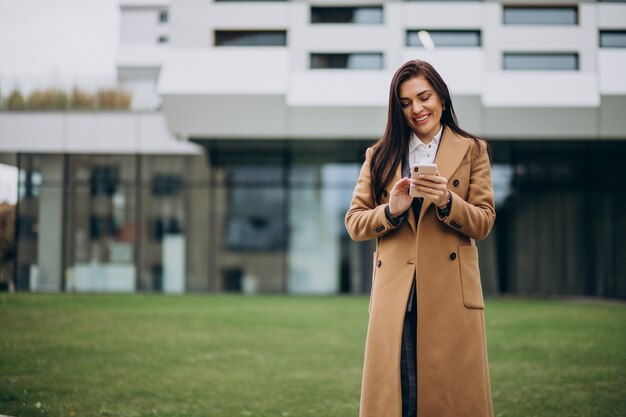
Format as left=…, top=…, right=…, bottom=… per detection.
left=345, top=126, right=496, bottom=417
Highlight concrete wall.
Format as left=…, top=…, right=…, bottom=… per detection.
left=142, top=0, right=626, bottom=141
left=0, top=112, right=202, bottom=154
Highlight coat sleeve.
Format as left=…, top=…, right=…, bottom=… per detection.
left=441, top=140, right=496, bottom=240
left=345, top=147, right=402, bottom=242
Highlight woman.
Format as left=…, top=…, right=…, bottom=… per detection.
left=345, top=60, right=496, bottom=417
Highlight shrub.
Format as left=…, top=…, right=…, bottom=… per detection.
left=7, top=90, right=26, bottom=110
left=70, top=87, right=96, bottom=110
left=97, top=89, right=131, bottom=110
left=0, top=87, right=132, bottom=111
left=27, top=88, right=69, bottom=110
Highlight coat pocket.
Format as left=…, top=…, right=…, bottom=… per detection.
left=369, top=251, right=379, bottom=315
left=458, top=245, right=485, bottom=309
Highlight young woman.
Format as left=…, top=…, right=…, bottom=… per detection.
left=345, top=60, right=496, bottom=417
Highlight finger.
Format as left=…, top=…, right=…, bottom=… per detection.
left=418, top=174, right=440, bottom=183
left=423, top=175, right=448, bottom=184
left=419, top=174, right=447, bottom=184
left=392, top=178, right=411, bottom=192
left=414, top=184, right=438, bottom=195
left=414, top=179, right=445, bottom=190
left=414, top=185, right=445, bottom=198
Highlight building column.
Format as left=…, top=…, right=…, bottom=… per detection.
left=34, top=155, right=64, bottom=292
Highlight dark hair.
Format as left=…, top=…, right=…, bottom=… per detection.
left=370, top=60, right=488, bottom=203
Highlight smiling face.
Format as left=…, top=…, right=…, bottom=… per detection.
left=398, top=75, right=444, bottom=143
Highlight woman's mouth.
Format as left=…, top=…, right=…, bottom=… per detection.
left=413, top=114, right=430, bottom=124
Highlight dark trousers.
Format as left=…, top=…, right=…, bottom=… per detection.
left=401, top=279, right=418, bottom=417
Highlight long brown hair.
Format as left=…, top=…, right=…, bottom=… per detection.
left=370, top=60, right=487, bottom=203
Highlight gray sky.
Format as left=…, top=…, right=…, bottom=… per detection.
left=0, top=0, right=119, bottom=202
left=0, top=0, right=119, bottom=91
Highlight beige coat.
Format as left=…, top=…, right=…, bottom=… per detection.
left=345, top=126, right=496, bottom=417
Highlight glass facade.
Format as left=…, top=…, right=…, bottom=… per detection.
left=8, top=139, right=626, bottom=298
left=214, top=30, right=288, bottom=47
left=15, top=155, right=44, bottom=291
left=503, top=6, right=578, bottom=25
left=600, top=31, right=626, bottom=48
left=65, top=155, right=137, bottom=292
left=14, top=154, right=210, bottom=293
left=204, top=140, right=372, bottom=295
left=310, top=6, right=384, bottom=24
left=406, top=30, right=481, bottom=48
left=491, top=141, right=626, bottom=298
left=215, top=0, right=288, bottom=2
left=310, top=53, right=384, bottom=70
left=503, top=53, right=579, bottom=71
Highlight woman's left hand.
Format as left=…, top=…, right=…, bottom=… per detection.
left=412, top=170, right=450, bottom=207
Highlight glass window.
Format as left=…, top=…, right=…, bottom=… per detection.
left=214, top=0, right=287, bottom=2
left=208, top=159, right=288, bottom=294
left=214, top=30, right=287, bottom=46
left=65, top=156, right=137, bottom=293
left=140, top=156, right=189, bottom=293
left=600, top=31, right=626, bottom=48
left=15, top=155, right=42, bottom=291
left=503, top=53, right=579, bottom=71
left=406, top=30, right=481, bottom=47
left=503, top=6, right=577, bottom=25
left=226, top=166, right=287, bottom=252
left=159, top=10, right=168, bottom=23
left=158, top=35, right=168, bottom=44
left=311, top=6, right=383, bottom=24
left=288, top=162, right=363, bottom=295
left=310, top=53, right=384, bottom=69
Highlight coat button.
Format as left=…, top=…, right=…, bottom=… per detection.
left=450, top=252, right=457, bottom=261
left=453, top=179, right=460, bottom=187
left=376, top=260, right=382, bottom=268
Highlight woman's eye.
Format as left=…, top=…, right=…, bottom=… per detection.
left=401, top=101, right=410, bottom=108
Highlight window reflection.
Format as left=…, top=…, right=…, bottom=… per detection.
left=65, top=156, right=136, bottom=292
left=503, top=53, right=578, bottom=71
left=310, top=53, right=384, bottom=69
left=600, top=31, right=626, bottom=48
left=226, top=166, right=286, bottom=251
left=15, top=155, right=42, bottom=290
left=503, top=6, right=578, bottom=25
left=311, top=6, right=383, bottom=24
left=214, top=30, right=287, bottom=47
left=406, top=30, right=481, bottom=48
left=141, top=156, right=187, bottom=293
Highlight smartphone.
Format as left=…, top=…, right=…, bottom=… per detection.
left=410, top=163, right=438, bottom=198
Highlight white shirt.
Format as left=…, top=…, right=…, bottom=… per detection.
left=408, top=125, right=443, bottom=167
left=405, top=125, right=444, bottom=313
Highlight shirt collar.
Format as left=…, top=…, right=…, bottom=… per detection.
left=409, top=125, right=444, bottom=153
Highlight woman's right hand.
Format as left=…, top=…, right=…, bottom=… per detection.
left=388, top=177, right=413, bottom=217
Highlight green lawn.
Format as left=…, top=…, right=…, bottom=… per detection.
left=0, top=294, right=624, bottom=417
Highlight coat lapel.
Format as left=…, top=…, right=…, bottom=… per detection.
left=406, top=172, right=417, bottom=234
left=417, top=126, right=470, bottom=223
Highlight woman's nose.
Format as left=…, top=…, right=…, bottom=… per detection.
left=412, top=102, right=422, bottom=114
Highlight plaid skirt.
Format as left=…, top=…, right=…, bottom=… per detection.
left=401, top=278, right=418, bottom=417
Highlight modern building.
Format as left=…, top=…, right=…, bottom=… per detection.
left=1, top=0, right=625, bottom=298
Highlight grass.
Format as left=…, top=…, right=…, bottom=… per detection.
left=0, top=294, right=624, bottom=417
